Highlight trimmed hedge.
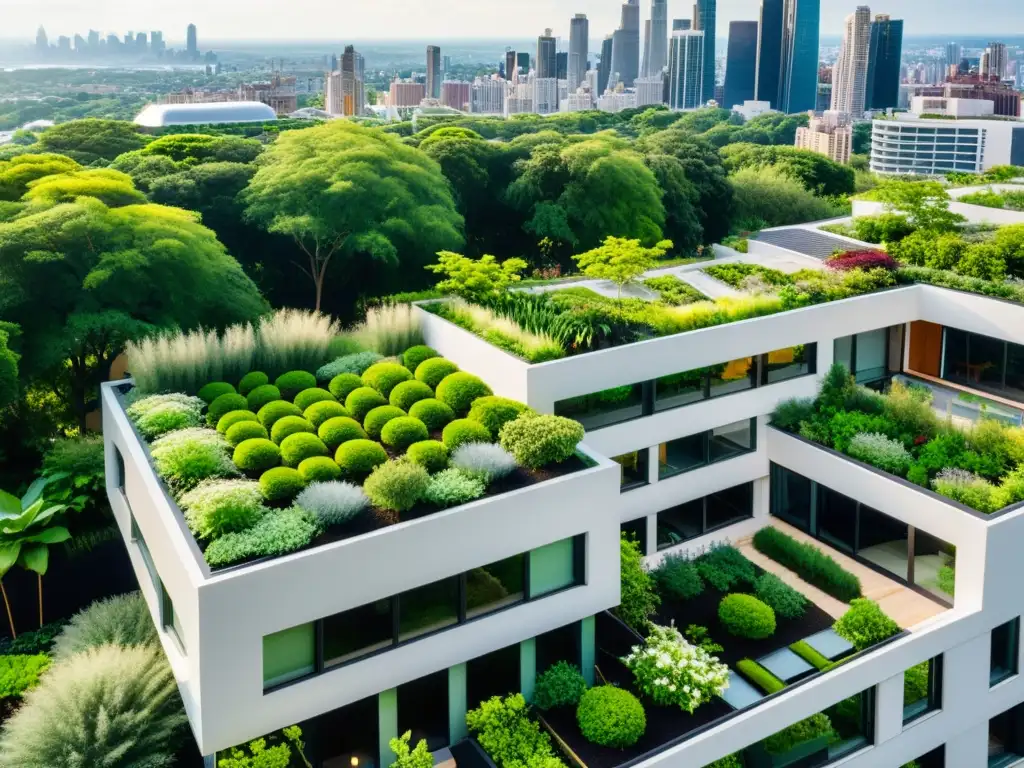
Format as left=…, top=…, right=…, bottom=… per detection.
left=293, top=388, right=337, bottom=412
left=436, top=372, right=493, bottom=414
left=270, top=415, right=315, bottom=444
left=233, top=438, right=281, bottom=474
left=225, top=420, right=269, bottom=447
left=467, top=396, right=531, bottom=435
left=389, top=380, right=434, bottom=411
left=318, top=417, right=368, bottom=451
left=198, top=382, right=236, bottom=405
left=499, top=413, right=584, bottom=469
left=275, top=370, right=317, bottom=400
left=280, top=432, right=329, bottom=468
left=403, top=345, right=439, bottom=371
left=736, top=659, right=785, bottom=694
left=442, top=419, right=491, bottom=451
left=718, top=594, right=776, bottom=639
left=361, top=362, right=413, bottom=398
left=576, top=686, right=646, bottom=748
left=207, top=393, right=249, bottom=426
left=238, top=371, right=269, bottom=396
left=303, top=400, right=349, bottom=429
left=216, top=409, right=259, bottom=435
left=752, top=526, right=862, bottom=602
left=789, top=640, right=831, bottom=671
left=406, top=440, right=449, bottom=472
left=256, top=400, right=301, bottom=430
left=247, top=384, right=282, bottom=412
left=381, top=416, right=429, bottom=451
left=415, top=357, right=459, bottom=389
left=297, top=456, right=342, bottom=483
left=335, top=439, right=388, bottom=476
left=328, top=373, right=364, bottom=402
left=833, top=598, right=900, bottom=651
left=259, top=467, right=306, bottom=504
left=363, top=405, right=407, bottom=440
left=345, top=386, right=388, bottom=421
left=408, top=398, right=455, bottom=430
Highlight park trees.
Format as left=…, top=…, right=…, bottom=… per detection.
left=0, top=154, right=82, bottom=201
left=35, top=119, right=149, bottom=165
left=730, top=166, right=846, bottom=229
left=720, top=143, right=856, bottom=197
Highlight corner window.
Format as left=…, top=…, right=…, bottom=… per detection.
left=263, top=623, right=315, bottom=690
left=612, top=449, right=649, bottom=491
left=903, top=656, right=942, bottom=724
left=991, top=618, right=1020, bottom=686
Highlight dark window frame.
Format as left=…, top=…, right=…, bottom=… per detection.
left=658, top=419, right=757, bottom=481
left=613, top=448, right=651, bottom=492
left=656, top=482, right=755, bottom=551
left=991, top=618, right=1020, bottom=687
left=903, top=655, right=943, bottom=725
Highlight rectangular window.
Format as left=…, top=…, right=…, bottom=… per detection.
left=322, top=597, right=394, bottom=668
left=656, top=482, right=753, bottom=550
left=659, top=432, right=706, bottom=478
left=770, top=462, right=812, bottom=532
left=130, top=514, right=160, bottom=593
left=467, top=554, right=525, bottom=619
left=758, top=687, right=874, bottom=764
left=762, top=344, right=816, bottom=384
left=115, top=446, right=126, bottom=491
left=160, top=583, right=185, bottom=651
left=705, top=483, right=754, bottom=532
left=529, top=537, right=580, bottom=598
left=990, top=702, right=1024, bottom=765
left=655, top=368, right=707, bottom=411
left=708, top=357, right=756, bottom=398
left=621, top=517, right=648, bottom=554
left=903, top=656, right=942, bottom=724
left=263, top=623, right=315, bottom=689
left=708, top=419, right=755, bottom=463
left=554, top=382, right=646, bottom=430
left=398, top=576, right=459, bottom=642
left=612, top=449, right=649, bottom=491
left=991, top=618, right=1020, bottom=686
left=855, top=329, right=889, bottom=384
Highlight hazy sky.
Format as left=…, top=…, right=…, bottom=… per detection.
left=4, top=0, right=1023, bottom=43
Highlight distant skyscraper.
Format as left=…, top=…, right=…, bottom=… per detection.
left=944, top=42, right=962, bottom=77
left=517, top=52, right=531, bottom=75
left=983, top=42, right=1008, bottom=80
left=668, top=29, right=704, bottom=109
left=74, top=34, right=86, bottom=52
left=865, top=14, right=903, bottom=110
left=757, top=0, right=819, bottom=113
left=87, top=30, right=99, bottom=50
left=505, top=49, right=518, bottom=79
left=537, top=29, right=557, bottom=79
left=755, top=0, right=783, bottom=106
left=597, top=36, right=614, bottom=95
left=568, top=14, right=590, bottom=89
left=724, top=21, right=759, bottom=108
left=426, top=45, right=442, bottom=99
left=693, top=0, right=717, bottom=108
left=642, top=20, right=652, bottom=77
left=342, top=45, right=365, bottom=115
left=150, top=31, right=164, bottom=53
left=135, top=32, right=147, bottom=51
left=831, top=6, right=871, bottom=116
left=610, top=0, right=641, bottom=87
left=556, top=52, right=568, bottom=80
left=442, top=55, right=451, bottom=75
left=35, top=26, right=48, bottom=52
left=646, top=0, right=669, bottom=76
left=673, top=19, right=692, bottom=31
left=186, top=23, right=197, bottom=58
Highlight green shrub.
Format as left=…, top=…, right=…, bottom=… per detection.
left=233, top=438, right=282, bottom=474
left=833, top=598, right=900, bottom=651
left=0, top=644, right=187, bottom=768
left=275, top=370, right=317, bottom=400
left=499, top=413, right=584, bottom=469
left=938, top=565, right=955, bottom=596
left=754, top=573, right=808, bottom=619
left=364, top=405, right=407, bottom=440
left=270, top=415, right=315, bottom=444
left=465, top=694, right=564, bottom=768
left=450, top=443, right=518, bottom=482
left=436, top=372, right=493, bottom=414
left=616, top=534, right=660, bottom=631
left=317, top=351, right=384, bottom=381
left=256, top=399, right=301, bottom=430
left=423, top=468, right=486, bottom=508
left=318, top=416, right=368, bottom=450
left=752, top=526, right=862, bottom=602
left=932, top=468, right=1000, bottom=513
left=0, top=622, right=66, bottom=656
left=363, top=459, right=430, bottom=512
left=789, top=640, right=832, bottom=671
left=442, top=418, right=491, bottom=451
left=718, top=594, right=776, bottom=639
left=304, top=400, right=349, bottom=429
left=643, top=275, right=707, bottom=306
left=409, top=398, right=455, bottom=430
left=134, top=399, right=204, bottom=439
left=259, top=467, right=306, bottom=504
left=328, top=372, right=365, bottom=401
left=736, top=659, right=785, bottom=694
left=238, top=371, right=269, bottom=396
left=705, top=755, right=744, bottom=768
left=695, top=544, right=756, bottom=592
left=280, top=432, right=329, bottom=468
left=198, top=381, right=237, bottom=405
left=763, top=713, right=836, bottom=755
left=180, top=479, right=266, bottom=539
left=150, top=430, right=236, bottom=495
left=576, top=686, right=646, bottom=748
left=247, top=384, right=283, bottom=412
left=652, top=554, right=704, bottom=601
left=415, top=357, right=459, bottom=389
left=225, top=420, right=270, bottom=447
left=622, top=623, right=730, bottom=712
left=336, top=439, right=388, bottom=476
left=0, top=655, right=51, bottom=700
left=297, top=456, right=342, bottom=484
left=388, top=730, right=433, bottom=768
left=216, top=409, right=259, bottom=434
left=345, top=386, right=388, bottom=421
left=847, top=432, right=912, bottom=475
left=852, top=213, right=915, bottom=244
left=533, top=661, right=588, bottom=711
left=295, top=480, right=368, bottom=526
left=362, top=362, right=414, bottom=397
left=293, top=387, right=337, bottom=412
left=406, top=440, right=449, bottom=472
left=381, top=416, right=430, bottom=450
left=468, top=396, right=531, bottom=435
left=389, top=380, right=435, bottom=411
left=403, top=345, right=439, bottom=371
left=772, top=397, right=817, bottom=431
left=204, top=508, right=318, bottom=567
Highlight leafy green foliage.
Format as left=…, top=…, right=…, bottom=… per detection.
left=363, top=459, right=430, bottom=512
left=870, top=179, right=966, bottom=233
left=573, top=236, right=673, bottom=296
left=752, top=527, right=862, bottom=602
left=763, top=713, right=836, bottom=755
left=468, top=396, right=532, bottom=435
left=319, top=352, right=384, bottom=381
left=150, top=429, right=237, bottom=495
left=833, top=599, right=901, bottom=651
left=279, top=432, right=329, bottom=468
left=318, top=417, right=368, bottom=451
left=303, top=400, right=349, bottom=429
left=576, top=686, right=646, bottom=748
left=694, top=544, right=756, bottom=592
left=247, top=384, right=283, bottom=412
left=274, top=370, right=317, bottom=400
left=729, top=166, right=848, bottom=227
left=292, top=387, right=336, bottom=412
left=180, top=479, right=266, bottom=539
left=335, top=439, right=388, bottom=476
left=40, top=435, right=107, bottom=519
left=718, top=594, right=776, bottom=639
left=388, top=730, right=434, bottom=768
left=269, top=416, right=314, bottom=445
left=256, top=400, right=302, bottom=431
left=498, top=413, right=584, bottom=469
left=402, top=345, right=439, bottom=371
left=415, top=357, right=460, bottom=389
left=426, top=252, right=529, bottom=301
left=623, top=623, right=730, bottom=712
left=294, top=480, right=367, bottom=526
left=389, top=380, right=434, bottom=411
left=233, top=438, right=282, bottom=474
left=643, top=275, right=706, bottom=306
left=652, top=554, right=704, bottom=601
left=616, top=534, right=660, bottom=631
left=721, top=143, right=855, bottom=196
left=37, top=118, right=149, bottom=164
left=533, top=661, right=588, bottom=711
left=423, top=468, right=486, bottom=508
left=203, top=508, right=317, bottom=567
left=51, top=591, right=156, bottom=662
left=381, top=416, right=430, bottom=451
left=408, top=397, right=455, bottom=430
left=0, top=655, right=51, bottom=699
left=754, top=573, right=808, bottom=620
left=465, top=694, right=566, bottom=768
left=363, top=405, right=407, bottom=440
left=328, top=373, right=366, bottom=402
left=217, top=409, right=259, bottom=435
left=435, top=372, right=493, bottom=414
left=362, top=362, right=413, bottom=398
left=406, top=440, right=450, bottom=473
left=789, top=640, right=832, bottom=671
left=345, top=386, right=388, bottom=421
left=442, top=418, right=492, bottom=451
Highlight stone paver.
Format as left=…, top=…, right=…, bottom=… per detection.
left=721, top=670, right=764, bottom=710
left=804, top=629, right=855, bottom=661
left=758, top=648, right=815, bottom=682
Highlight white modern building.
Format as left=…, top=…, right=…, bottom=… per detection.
left=134, top=101, right=277, bottom=127
left=634, top=74, right=666, bottom=107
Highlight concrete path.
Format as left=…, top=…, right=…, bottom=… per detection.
left=677, top=268, right=741, bottom=298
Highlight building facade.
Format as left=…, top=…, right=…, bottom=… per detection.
left=440, top=81, right=471, bottom=111
left=598, top=35, right=614, bottom=96
left=645, top=0, right=669, bottom=77
left=426, top=45, right=442, bottom=100
left=830, top=6, right=871, bottom=117
left=724, top=20, right=759, bottom=109
left=982, top=42, right=1008, bottom=81
left=537, top=30, right=557, bottom=80
left=669, top=29, right=705, bottom=110
left=693, top=0, right=718, bottom=114
left=238, top=75, right=297, bottom=115
left=389, top=80, right=427, bottom=108
left=865, top=14, right=904, bottom=111
left=568, top=14, right=589, bottom=90
left=870, top=113, right=1024, bottom=175
left=532, top=77, right=559, bottom=115
left=610, top=0, right=641, bottom=88
left=635, top=74, right=666, bottom=107
left=795, top=110, right=853, bottom=164
left=470, top=77, right=505, bottom=114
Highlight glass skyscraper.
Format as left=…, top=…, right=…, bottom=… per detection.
left=669, top=30, right=705, bottom=110
left=755, top=0, right=783, bottom=106
left=757, top=0, right=819, bottom=113
left=865, top=15, right=903, bottom=110
left=724, top=21, right=759, bottom=108
left=694, top=0, right=717, bottom=107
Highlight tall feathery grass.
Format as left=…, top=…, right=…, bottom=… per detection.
left=445, top=299, right=565, bottom=362
left=348, top=303, right=424, bottom=357
left=254, top=309, right=340, bottom=378
left=126, top=328, right=234, bottom=395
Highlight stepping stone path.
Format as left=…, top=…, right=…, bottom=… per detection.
left=803, top=628, right=855, bottom=661
left=757, top=648, right=816, bottom=683
left=720, top=669, right=765, bottom=710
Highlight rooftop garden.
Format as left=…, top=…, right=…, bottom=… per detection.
left=773, top=363, right=1024, bottom=514
left=118, top=307, right=590, bottom=570
left=957, top=188, right=1024, bottom=212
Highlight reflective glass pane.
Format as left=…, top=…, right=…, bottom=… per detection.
left=705, top=483, right=753, bottom=531
left=770, top=463, right=812, bottom=531
left=263, top=623, right=315, bottom=688
left=654, top=369, right=706, bottom=411
left=323, top=597, right=394, bottom=667
left=657, top=499, right=703, bottom=550
left=466, top=554, right=525, bottom=618
left=398, top=577, right=459, bottom=642
left=613, top=450, right=649, bottom=490
left=943, top=327, right=970, bottom=384
left=709, top=419, right=754, bottom=463
left=764, top=344, right=815, bottom=384
left=529, top=538, right=577, bottom=597
left=914, top=530, right=955, bottom=602
left=991, top=618, right=1019, bottom=686
left=903, top=657, right=941, bottom=724
left=709, top=357, right=755, bottom=397
left=971, top=333, right=1006, bottom=389
left=855, top=329, right=888, bottom=384
left=857, top=505, right=909, bottom=581
left=659, top=433, right=706, bottom=478
left=554, top=383, right=644, bottom=429
left=818, top=486, right=857, bottom=553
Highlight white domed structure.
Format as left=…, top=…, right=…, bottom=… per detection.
left=134, top=101, right=277, bottom=127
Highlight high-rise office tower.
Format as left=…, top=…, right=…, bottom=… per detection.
left=537, top=29, right=557, bottom=79
left=135, top=32, right=147, bottom=51
left=944, top=42, right=962, bottom=77
left=151, top=31, right=164, bottom=53
left=35, top=26, right=48, bottom=51
left=87, top=30, right=99, bottom=50
left=610, top=0, right=641, bottom=87
left=831, top=6, right=871, bottom=116
left=865, top=14, right=903, bottom=110
left=647, top=0, right=669, bottom=76
left=342, top=45, right=365, bottom=116
left=693, top=0, right=717, bottom=110
left=505, top=49, right=518, bottom=80
left=597, top=35, right=614, bottom=95
left=642, top=21, right=652, bottom=77
left=755, top=0, right=783, bottom=106
left=724, top=21, right=759, bottom=108
left=983, top=42, right=1007, bottom=80
left=673, top=19, right=692, bottom=31
left=569, top=14, right=589, bottom=89
left=668, top=29, right=705, bottom=109
left=442, top=55, right=451, bottom=76
left=757, top=0, right=820, bottom=113
left=186, top=23, right=197, bottom=58
left=557, top=52, right=568, bottom=80
left=426, top=45, right=442, bottom=99
left=517, top=52, right=531, bottom=75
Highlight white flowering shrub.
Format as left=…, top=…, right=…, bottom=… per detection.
left=621, top=622, right=729, bottom=713
left=846, top=432, right=912, bottom=475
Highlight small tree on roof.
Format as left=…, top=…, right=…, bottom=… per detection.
left=573, top=236, right=673, bottom=297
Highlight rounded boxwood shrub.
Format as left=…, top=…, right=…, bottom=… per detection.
left=364, top=405, right=407, bottom=440
left=718, top=594, right=776, bottom=640
left=345, top=386, right=388, bottom=421
left=238, top=371, right=269, bottom=396
left=361, top=362, right=413, bottom=398
left=216, top=409, right=259, bottom=434
left=363, top=459, right=430, bottom=512
left=403, top=345, right=439, bottom=371
left=336, top=439, right=388, bottom=476
left=406, top=440, right=449, bottom=473
left=389, top=380, right=434, bottom=411
left=576, top=686, right=646, bottom=748
left=318, top=416, right=368, bottom=451
left=275, top=370, right=317, bottom=400
left=259, top=467, right=306, bottom=504
left=293, top=388, right=337, bottom=412
left=415, top=357, right=459, bottom=389
left=207, top=393, right=249, bottom=426
left=499, top=413, right=585, bottom=469
left=436, top=372, right=493, bottom=414
left=233, top=438, right=281, bottom=474
left=409, top=398, right=455, bottom=431
left=280, top=432, right=329, bottom=468
left=442, top=419, right=491, bottom=451
left=381, top=416, right=429, bottom=451
left=270, top=415, right=315, bottom=444
left=467, top=396, right=531, bottom=435
left=198, top=381, right=236, bottom=405
left=225, top=420, right=269, bottom=447
left=304, top=400, right=349, bottom=429
left=328, top=373, right=364, bottom=402
left=257, top=400, right=302, bottom=431
left=534, top=661, right=588, bottom=711
left=297, top=456, right=342, bottom=484
left=247, top=384, right=283, bottom=412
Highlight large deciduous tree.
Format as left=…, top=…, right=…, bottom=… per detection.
left=719, top=143, right=856, bottom=197
left=872, top=179, right=966, bottom=233
left=0, top=154, right=82, bottom=201
left=242, top=121, right=464, bottom=310
left=36, top=119, right=149, bottom=165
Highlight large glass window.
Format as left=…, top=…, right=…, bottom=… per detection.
left=554, top=383, right=646, bottom=429
left=709, top=419, right=754, bottom=462
left=656, top=499, right=703, bottom=550
left=536, top=622, right=580, bottom=674
left=771, top=462, right=812, bottom=531
left=656, top=483, right=754, bottom=550
left=659, top=432, right=706, bottom=478
left=763, top=344, right=816, bottom=384
left=130, top=514, right=160, bottom=593
left=312, top=695, right=378, bottom=768
left=263, top=623, right=315, bottom=689
left=756, top=687, right=874, bottom=766
left=857, top=505, right=909, bottom=582
left=398, top=670, right=449, bottom=752
left=655, top=368, right=707, bottom=411
left=398, top=577, right=459, bottom=642
left=612, top=449, right=649, bottom=491
left=903, top=656, right=942, bottom=724
left=322, top=598, right=393, bottom=668
left=706, top=483, right=754, bottom=531
left=467, top=643, right=519, bottom=711
left=160, top=583, right=184, bottom=651
left=855, top=329, right=888, bottom=384
left=942, top=328, right=1024, bottom=402
left=990, top=702, right=1024, bottom=767
left=466, top=554, right=525, bottom=619
left=825, top=687, right=874, bottom=760
left=817, top=486, right=858, bottom=554
left=529, top=537, right=581, bottom=598
left=621, top=517, right=648, bottom=554
left=709, top=357, right=755, bottom=398
left=991, top=618, right=1020, bottom=686
left=659, top=419, right=756, bottom=479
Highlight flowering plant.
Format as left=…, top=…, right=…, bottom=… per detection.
left=621, top=622, right=730, bottom=713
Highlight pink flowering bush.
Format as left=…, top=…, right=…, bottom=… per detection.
left=826, top=250, right=898, bottom=272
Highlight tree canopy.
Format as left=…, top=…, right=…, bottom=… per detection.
left=36, top=119, right=150, bottom=165
left=730, top=166, right=847, bottom=229
left=872, top=180, right=966, bottom=232
left=137, top=133, right=263, bottom=165
left=22, top=169, right=147, bottom=209
left=720, top=143, right=856, bottom=197
left=0, top=154, right=82, bottom=201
